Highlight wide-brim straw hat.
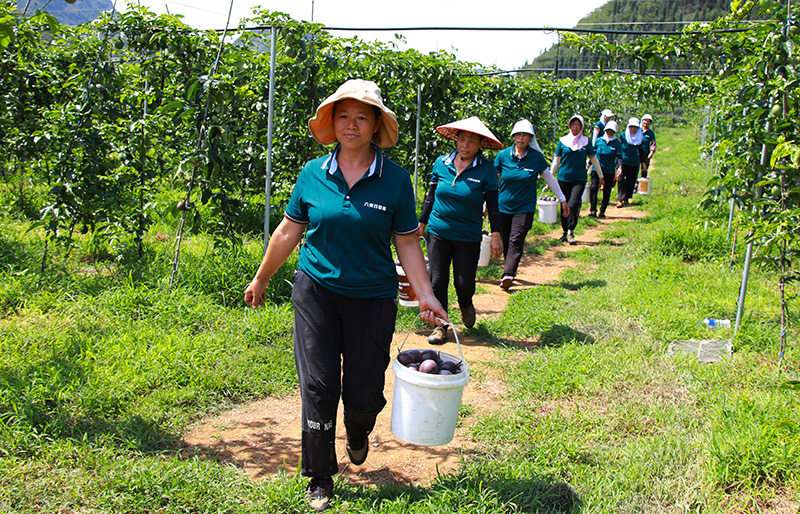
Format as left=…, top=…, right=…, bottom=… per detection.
left=435, top=116, right=503, bottom=150
left=308, top=79, right=399, bottom=147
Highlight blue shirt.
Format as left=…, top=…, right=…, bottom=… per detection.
left=494, top=146, right=549, bottom=215
left=554, top=140, right=596, bottom=183
left=594, top=138, right=622, bottom=175
left=427, top=151, right=498, bottom=243
left=284, top=145, right=418, bottom=298
left=619, top=135, right=645, bottom=167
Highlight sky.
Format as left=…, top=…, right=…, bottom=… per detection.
left=116, top=0, right=610, bottom=70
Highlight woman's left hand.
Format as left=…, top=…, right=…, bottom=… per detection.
left=490, top=232, right=503, bottom=259
left=561, top=201, right=570, bottom=218
left=418, top=293, right=449, bottom=326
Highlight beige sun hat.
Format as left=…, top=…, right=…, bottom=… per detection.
left=435, top=116, right=503, bottom=150
left=308, top=79, right=399, bottom=147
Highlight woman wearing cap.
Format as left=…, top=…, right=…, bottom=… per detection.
left=616, top=117, right=647, bottom=208
left=494, top=119, right=569, bottom=290
left=418, top=116, right=503, bottom=344
left=551, top=114, right=603, bottom=244
left=244, top=79, right=447, bottom=512
left=589, top=120, right=622, bottom=218
left=639, top=114, right=656, bottom=179
left=592, top=109, right=614, bottom=144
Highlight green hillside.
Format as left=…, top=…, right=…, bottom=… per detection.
left=524, top=0, right=732, bottom=79
left=16, top=0, right=114, bottom=26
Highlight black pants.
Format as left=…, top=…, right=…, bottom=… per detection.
left=500, top=212, right=533, bottom=277
left=640, top=157, right=650, bottom=178
left=558, top=180, right=585, bottom=233
left=617, top=164, right=639, bottom=202
left=427, top=233, right=480, bottom=312
left=590, top=172, right=616, bottom=214
left=291, top=270, right=397, bottom=478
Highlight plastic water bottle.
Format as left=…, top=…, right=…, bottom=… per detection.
left=700, top=318, right=731, bottom=329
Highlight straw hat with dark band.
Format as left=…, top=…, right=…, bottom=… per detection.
left=308, top=79, right=399, bottom=148
left=435, top=116, right=503, bottom=151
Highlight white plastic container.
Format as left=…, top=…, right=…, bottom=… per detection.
left=477, top=231, right=491, bottom=267
left=637, top=177, right=651, bottom=195
left=581, top=185, right=590, bottom=203
left=396, top=258, right=430, bottom=307
left=537, top=199, right=558, bottom=223
left=390, top=349, right=469, bottom=446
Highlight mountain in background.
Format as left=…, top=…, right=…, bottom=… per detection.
left=16, top=0, right=114, bottom=26
left=522, top=0, right=732, bottom=79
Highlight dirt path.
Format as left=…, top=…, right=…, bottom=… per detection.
left=182, top=200, right=649, bottom=488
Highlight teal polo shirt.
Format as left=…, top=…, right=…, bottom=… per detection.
left=554, top=140, right=596, bottom=183
left=594, top=138, right=622, bottom=175
left=619, top=135, right=644, bottom=167
left=284, top=145, right=418, bottom=299
left=494, top=146, right=549, bottom=215
left=642, top=128, right=656, bottom=153
left=427, top=151, right=498, bottom=243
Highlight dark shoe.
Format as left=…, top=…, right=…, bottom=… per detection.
left=559, top=232, right=568, bottom=242
left=307, top=477, right=334, bottom=512
left=427, top=325, right=447, bottom=345
left=598, top=211, right=606, bottom=218
left=346, top=437, right=368, bottom=465
left=567, top=231, right=576, bottom=245
left=461, top=304, right=476, bottom=328
left=500, top=275, right=514, bottom=290
left=588, top=211, right=597, bottom=218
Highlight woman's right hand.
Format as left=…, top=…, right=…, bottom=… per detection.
left=244, top=278, right=269, bottom=308
left=417, top=222, right=426, bottom=238
left=561, top=201, right=570, bottom=218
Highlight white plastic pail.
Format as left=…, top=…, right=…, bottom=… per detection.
left=477, top=232, right=491, bottom=267
left=396, top=258, right=430, bottom=307
left=581, top=185, right=590, bottom=203
left=391, top=348, right=469, bottom=446
left=637, top=177, right=651, bottom=194
left=537, top=200, right=558, bottom=223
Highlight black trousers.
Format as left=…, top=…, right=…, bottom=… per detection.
left=558, top=180, right=585, bottom=233
left=500, top=212, right=533, bottom=277
left=590, top=172, right=616, bottom=214
left=617, top=164, right=639, bottom=202
left=427, top=233, right=480, bottom=312
left=291, top=270, right=397, bottom=478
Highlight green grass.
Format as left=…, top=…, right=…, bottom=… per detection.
left=0, top=123, right=798, bottom=512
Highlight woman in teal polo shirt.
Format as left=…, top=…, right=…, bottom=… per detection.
left=495, top=119, right=569, bottom=290
left=244, top=79, right=447, bottom=512
left=590, top=120, right=622, bottom=218
left=551, top=114, right=603, bottom=245
left=616, top=117, right=647, bottom=208
left=418, top=116, right=504, bottom=344
left=639, top=114, right=656, bottom=179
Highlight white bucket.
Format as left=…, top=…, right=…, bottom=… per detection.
left=537, top=200, right=558, bottom=223
left=477, top=232, right=491, bottom=267
left=637, top=177, right=651, bottom=195
left=390, top=326, right=469, bottom=446
left=396, top=258, right=430, bottom=307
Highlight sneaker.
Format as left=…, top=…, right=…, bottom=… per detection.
left=598, top=212, right=606, bottom=218
left=307, top=477, right=334, bottom=512
left=567, top=231, right=576, bottom=245
left=427, top=325, right=447, bottom=345
left=588, top=211, right=597, bottom=218
left=346, top=436, right=368, bottom=465
left=500, top=275, right=514, bottom=290
left=559, top=232, right=568, bottom=242
left=461, top=303, right=476, bottom=328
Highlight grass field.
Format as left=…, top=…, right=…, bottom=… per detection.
left=0, top=125, right=798, bottom=513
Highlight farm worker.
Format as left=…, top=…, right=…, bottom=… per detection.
left=616, top=117, right=648, bottom=208
left=589, top=120, right=623, bottom=218
left=639, top=113, right=657, bottom=178
left=550, top=114, right=603, bottom=245
left=494, top=119, right=569, bottom=291
left=592, top=108, right=615, bottom=144
left=418, top=116, right=503, bottom=344
left=243, top=79, right=448, bottom=512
